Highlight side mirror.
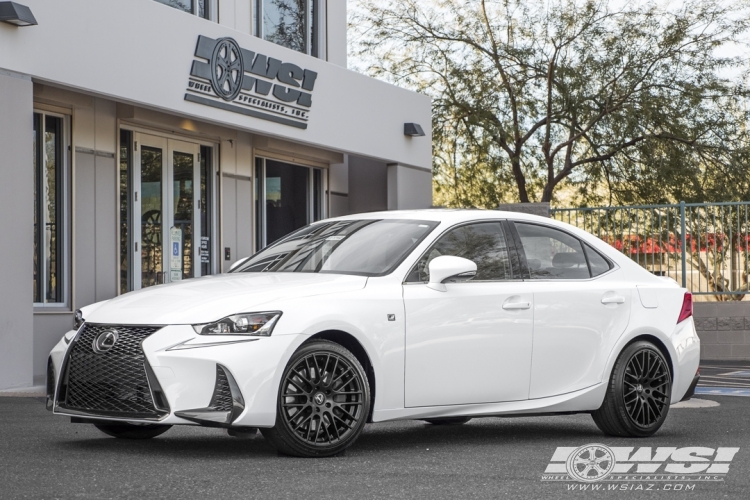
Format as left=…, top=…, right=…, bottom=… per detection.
left=427, top=256, right=477, bottom=292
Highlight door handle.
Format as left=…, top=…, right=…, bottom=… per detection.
left=601, top=295, right=625, bottom=305
left=502, top=302, right=531, bottom=310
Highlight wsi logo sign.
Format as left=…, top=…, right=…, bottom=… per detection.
left=185, top=36, right=318, bottom=129
left=541, top=444, right=739, bottom=483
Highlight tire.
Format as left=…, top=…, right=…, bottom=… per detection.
left=423, top=417, right=472, bottom=425
left=592, top=341, right=672, bottom=437
left=93, top=422, right=172, bottom=439
left=261, top=340, right=371, bottom=457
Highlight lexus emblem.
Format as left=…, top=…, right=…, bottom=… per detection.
left=210, top=37, right=244, bottom=101
left=92, top=329, right=119, bottom=354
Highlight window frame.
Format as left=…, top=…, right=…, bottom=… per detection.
left=153, top=0, right=217, bottom=20
left=254, top=0, right=321, bottom=57
left=510, top=221, right=616, bottom=281
left=254, top=155, right=328, bottom=251
left=33, top=109, right=71, bottom=309
left=403, top=219, right=521, bottom=284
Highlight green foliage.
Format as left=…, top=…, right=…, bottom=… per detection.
left=351, top=0, right=750, bottom=206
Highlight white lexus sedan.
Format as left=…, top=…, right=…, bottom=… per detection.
left=48, top=210, right=700, bottom=457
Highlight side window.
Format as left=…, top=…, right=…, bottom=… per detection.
left=515, top=223, right=590, bottom=280
left=406, top=222, right=512, bottom=282
left=584, top=242, right=613, bottom=277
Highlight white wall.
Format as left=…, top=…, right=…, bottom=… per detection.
left=387, top=164, right=433, bottom=210
left=0, top=0, right=431, bottom=171
left=0, top=70, right=34, bottom=390
left=326, top=0, right=347, bottom=67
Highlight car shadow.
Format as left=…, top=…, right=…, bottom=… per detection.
left=52, top=414, right=694, bottom=459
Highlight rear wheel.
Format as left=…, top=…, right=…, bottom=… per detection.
left=261, top=340, right=371, bottom=457
left=592, top=341, right=671, bottom=437
left=93, top=422, right=172, bottom=439
left=423, top=417, right=472, bottom=425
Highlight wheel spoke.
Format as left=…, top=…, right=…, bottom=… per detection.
left=286, top=377, right=308, bottom=394
left=292, top=410, right=313, bottom=432
left=332, top=413, right=353, bottom=430
left=335, top=405, right=359, bottom=423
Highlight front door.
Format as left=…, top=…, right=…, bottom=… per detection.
left=403, top=221, right=534, bottom=407
left=132, top=134, right=201, bottom=289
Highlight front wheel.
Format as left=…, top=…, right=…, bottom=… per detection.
left=93, top=422, right=172, bottom=439
left=592, top=341, right=672, bottom=437
left=261, top=340, right=371, bottom=457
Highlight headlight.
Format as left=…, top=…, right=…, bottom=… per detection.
left=193, top=312, right=282, bottom=336
left=73, top=309, right=84, bottom=331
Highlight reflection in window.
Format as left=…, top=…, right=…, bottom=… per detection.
left=236, top=220, right=438, bottom=276
left=119, top=130, right=132, bottom=294
left=516, top=223, right=590, bottom=280
left=154, top=0, right=210, bottom=19
left=33, top=113, right=66, bottom=304
left=140, top=147, right=163, bottom=288
left=200, top=146, right=213, bottom=277
left=255, top=0, right=317, bottom=55
left=407, top=223, right=512, bottom=282
left=255, top=157, right=325, bottom=250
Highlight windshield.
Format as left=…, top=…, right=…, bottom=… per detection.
left=232, top=219, right=439, bottom=276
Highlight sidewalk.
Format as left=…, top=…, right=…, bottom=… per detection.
left=0, top=385, right=45, bottom=398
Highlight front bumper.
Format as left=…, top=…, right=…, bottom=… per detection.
left=50, top=324, right=305, bottom=428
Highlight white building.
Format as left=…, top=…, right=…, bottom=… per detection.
left=0, top=0, right=432, bottom=390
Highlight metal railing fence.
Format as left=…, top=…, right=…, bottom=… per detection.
left=550, top=201, right=750, bottom=300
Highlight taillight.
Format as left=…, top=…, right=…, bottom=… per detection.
left=677, top=291, right=693, bottom=324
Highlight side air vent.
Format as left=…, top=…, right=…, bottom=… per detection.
left=174, top=364, right=245, bottom=427
left=46, top=357, right=56, bottom=411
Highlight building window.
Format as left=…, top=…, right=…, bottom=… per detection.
left=154, top=0, right=214, bottom=20
left=255, top=156, right=326, bottom=249
left=33, top=112, right=69, bottom=305
left=254, top=0, right=319, bottom=56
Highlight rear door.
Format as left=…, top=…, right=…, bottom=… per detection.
left=403, top=221, right=534, bottom=407
left=511, top=222, right=632, bottom=399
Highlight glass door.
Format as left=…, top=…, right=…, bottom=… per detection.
left=132, top=133, right=201, bottom=290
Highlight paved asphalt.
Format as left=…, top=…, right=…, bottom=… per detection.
left=1, top=393, right=749, bottom=500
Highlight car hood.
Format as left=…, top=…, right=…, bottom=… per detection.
left=85, top=273, right=368, bottom=325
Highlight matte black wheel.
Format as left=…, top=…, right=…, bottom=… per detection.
left=592, top=341, right=671, bottom=437
left=423, top=417, right=472, bottom=425
left=261, top=340, right=371, bottom=457
left=93, top=422, right=172, bottom=440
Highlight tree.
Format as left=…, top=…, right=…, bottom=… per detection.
left=351, top=0, right=750, bottom=206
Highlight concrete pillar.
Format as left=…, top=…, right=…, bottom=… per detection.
left=387, top=164, right=433, bottom=210
left=328, top=154, right=349, bottom=217
left=326, top=0, right=347, bottom=67
left=0, top=70, right=34, bottom=390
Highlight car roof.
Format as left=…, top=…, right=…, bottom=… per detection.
left=322, top=208, right=551, bottom=225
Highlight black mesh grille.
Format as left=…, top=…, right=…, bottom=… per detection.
left=208, top=366, right=234, bottom=412
left=60, top=324, right=164, bottom=418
